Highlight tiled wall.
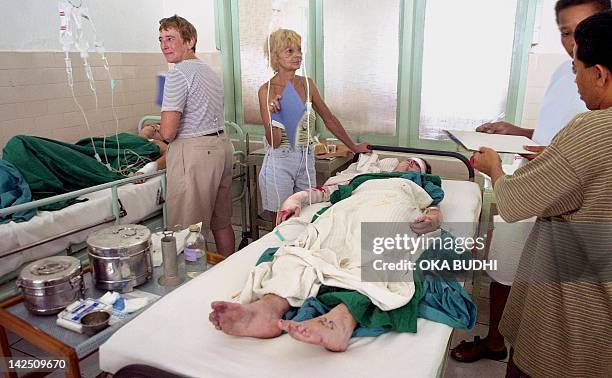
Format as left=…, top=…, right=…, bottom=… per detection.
left=0, top=51, right=222, bottom=155
left=520, top=52, right=569, bottom=129
left=0, top=49, right=563, bottom=152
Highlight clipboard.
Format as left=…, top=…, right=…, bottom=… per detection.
left=446, top=130, right=540, bottom=154
left=270, top=82, right=306, bottom=148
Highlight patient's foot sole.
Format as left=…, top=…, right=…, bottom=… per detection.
left=209, top=297, right=287, bottom=338
left=278, top=304, right=356, bottom=352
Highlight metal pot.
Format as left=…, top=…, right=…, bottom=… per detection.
left=87, top=224, right=152, bottom=293
left=16, top=256, right=85, bottom=315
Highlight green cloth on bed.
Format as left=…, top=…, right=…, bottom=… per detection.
left=256, top=247, right=424, bottom=333
left=0, top=160, right=36, bottom=223
left=330, top=172, right=444, bottom=206
left=2, top=134, right=160, bottom=210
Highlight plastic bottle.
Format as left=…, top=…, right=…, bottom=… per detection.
left=183, top=225, right=207, bottom=274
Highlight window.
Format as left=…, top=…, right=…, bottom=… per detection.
left=322, top=0, right=400, bottom=136
left=217, top=0, right=537, bottom=149
left=237, top=0, right=309, bottom=126
left=419, top=0, right=518, bottom=140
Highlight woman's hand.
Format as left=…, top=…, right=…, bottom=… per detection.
left=268, top=94, right=282, bottom=113
left=352, top=142, right=371, bottom=154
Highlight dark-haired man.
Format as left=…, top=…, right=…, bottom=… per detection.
left=472, top=10, right=612, bottom=377
left=452, top=0, right=611, bottom=363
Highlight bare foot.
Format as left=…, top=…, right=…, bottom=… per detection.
left=278, top=304, right=357, bottom=352
left=209, top=295, right=290, bottom=338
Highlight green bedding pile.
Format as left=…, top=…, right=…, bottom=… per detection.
left=2, top=133, right=160, bottom=210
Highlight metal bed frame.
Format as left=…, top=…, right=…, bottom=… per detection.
left=366, top=144, right=475, bottom=181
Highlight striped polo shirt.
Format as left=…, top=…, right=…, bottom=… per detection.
left=495, top=106, right=612, bottom=377
left=161, top=59, right=224, bottom=139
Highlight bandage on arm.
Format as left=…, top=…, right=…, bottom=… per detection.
left=423, top=206, right=443, bottom=228
left=136, top=161, right=158, bottom=175
left=279, top=183, right=340, bottom=220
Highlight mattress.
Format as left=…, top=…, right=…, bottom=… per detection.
left=0, top=176, right=163, bottom=277
left=99, top=179, right=481, bottom=378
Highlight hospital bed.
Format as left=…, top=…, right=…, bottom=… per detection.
left=99, top=146, right=482, bottom=378
left=0, top=171, right=167, bottom=293
left=0, top=118, right=250, bottom=299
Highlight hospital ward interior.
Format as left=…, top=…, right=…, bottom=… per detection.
left=1, top=0, right=611, bottom=377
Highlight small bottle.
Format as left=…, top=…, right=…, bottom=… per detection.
left=183, top=225, right=207, bottom=275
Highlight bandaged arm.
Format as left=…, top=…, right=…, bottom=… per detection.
left=410, top=206, right=443, bottom=235
left=278, top=183, right=342, bottom=222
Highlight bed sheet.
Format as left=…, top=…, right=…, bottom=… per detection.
left=0, top=177, right=163, bottom=277
left=99, top=180, right=481, bottom=378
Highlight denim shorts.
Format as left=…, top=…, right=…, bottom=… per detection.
left=258, top=145, right=316, bottom=211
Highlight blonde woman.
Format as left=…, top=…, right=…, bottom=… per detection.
left=257, top=29, right=370, bottom=221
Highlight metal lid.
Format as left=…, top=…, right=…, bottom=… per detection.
left=18, top=256, right=82, bottom=288
left=87, top=224, right=151, bottom=257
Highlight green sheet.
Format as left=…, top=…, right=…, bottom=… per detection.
left=2, top=133, right=160, bottom=210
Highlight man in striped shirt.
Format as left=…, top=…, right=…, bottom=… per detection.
left=472, top=11, right=612, bottom=377
left=452, top=0, right=611, bottom=364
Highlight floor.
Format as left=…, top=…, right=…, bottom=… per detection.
left=6, top=201, right=508, bottom=377
left=443, top=281, right=510, bottom=378
left=5, top=331, right=102, bottom=377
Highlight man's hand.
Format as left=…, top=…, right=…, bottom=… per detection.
left=520, top=145, right=545, bottom=161
left=476, top=121, right=528, bottom=136
left=471, top=147, right=502, bottom=176
left=410, top=207, right=441, bottom=235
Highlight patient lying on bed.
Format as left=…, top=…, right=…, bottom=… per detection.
left=210, top=158, right=444, bottom=352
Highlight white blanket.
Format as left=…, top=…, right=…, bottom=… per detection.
left=238, top=178, right=434, bottom=311
left=325, top=153, right=399, bottom=185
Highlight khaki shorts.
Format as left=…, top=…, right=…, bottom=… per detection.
left=166, top=134, right=234, bottom=231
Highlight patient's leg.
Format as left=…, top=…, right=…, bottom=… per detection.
left=209, top=294, right=290, bottom=338
left=278, top=303, right=357, bottom=352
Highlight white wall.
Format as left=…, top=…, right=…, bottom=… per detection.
left=162, top=0, right=217, bottom=53
left=0, top=0, right=164, bottom=52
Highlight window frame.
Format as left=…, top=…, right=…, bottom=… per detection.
left=216, top=0, right=539, bottom=150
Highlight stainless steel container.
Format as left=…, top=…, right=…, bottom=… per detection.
left=87, top=224, right=152, bottom=293
left=16, top=256, right=85, bottom=315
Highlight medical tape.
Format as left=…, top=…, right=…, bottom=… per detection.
left=409, top=157, right=427, bottom=174
left=273, top=218, right=310, bottom=243
left=274, top=229, right=285, bottom=242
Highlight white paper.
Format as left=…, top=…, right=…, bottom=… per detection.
left=446, top=130, right=540, bottom=154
